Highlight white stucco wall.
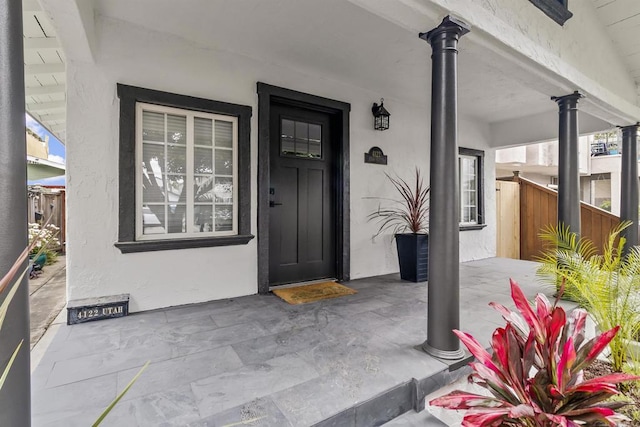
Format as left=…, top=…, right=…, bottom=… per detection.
left=65, top=16, right=498, bottom=311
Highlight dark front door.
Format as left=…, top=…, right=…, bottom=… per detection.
left=269, top=104, right=336, bottom=286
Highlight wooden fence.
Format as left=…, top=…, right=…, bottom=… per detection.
left=27, top=187, right=66, bottom=251
left=516, top=177, right=620, bottom=260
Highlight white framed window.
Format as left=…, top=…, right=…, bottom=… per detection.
left=459, top=147, right=485, bottom=229
left=135, top=103, right=238, bottom=240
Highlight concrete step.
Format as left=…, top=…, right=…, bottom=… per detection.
left=311, top=361, right=472, bottom=427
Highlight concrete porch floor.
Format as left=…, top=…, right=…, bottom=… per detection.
left=31, top=257, right=552, bottom=426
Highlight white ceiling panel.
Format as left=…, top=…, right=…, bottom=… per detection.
left=22, top=2, right=66, bottom=143
left=591, top=0, right=640, bottom=86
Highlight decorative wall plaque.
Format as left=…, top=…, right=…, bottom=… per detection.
left=67, top=294, right=130, bottom=325
left=364, top=146, right=387, bottom=165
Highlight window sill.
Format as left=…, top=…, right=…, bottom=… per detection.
left=115, top=234, right=255, bottom=253
left=528, top=0, right=572, bottom=25
left=459, top=224, right=487, bottom=231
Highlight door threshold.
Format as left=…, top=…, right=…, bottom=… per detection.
left=269, top=278, right=338, bottom=291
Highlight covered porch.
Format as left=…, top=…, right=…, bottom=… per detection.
left=31, top=257, right=571, bottom=426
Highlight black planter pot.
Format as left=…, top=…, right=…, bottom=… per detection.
left=395, top=233, right=428, bottom=282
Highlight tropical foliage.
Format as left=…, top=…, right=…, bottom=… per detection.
left=537, top=222, right=640, bottom=372
left=367, top=168, right=429, bottom=236
left=429, top=279, right=640, bottom=426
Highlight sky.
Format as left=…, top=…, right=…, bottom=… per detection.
left=26, top=113, right=66, bottom=186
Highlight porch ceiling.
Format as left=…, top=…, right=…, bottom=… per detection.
left=591, top=0, right=640, bottom=88
left=22, top=0, right=66, bottom=143
left=93, top=0, right=562, bottom=128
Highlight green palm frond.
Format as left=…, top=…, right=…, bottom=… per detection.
left=536, top=221, right=640, bottom=371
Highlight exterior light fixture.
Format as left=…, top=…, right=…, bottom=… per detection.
left=372, top=98, right=390, bottom=131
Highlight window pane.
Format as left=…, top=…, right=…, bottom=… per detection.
left=142, top=111, right=164, bottom=142
left=215, top=120, right=232, bottom=148
left=167, top=145, right=186, bottom=174
left=194, top=147, right=213, bottom=174
left=214, top=177, right=233, bottom=203
left=142, top=205, right=165, bottom=234
left=194, top=205, right=214, bottom=233
left=194, top=117, right=213, bottom=146
left=215, top=206, right=233, bottom=231
left=282, top=119, right=294, bottom=138
left=142, top=175, right=165, bottom=203
left=166, top=175, right=185, bottom=203
left=295, top=121, right=309, bottom=155
left=281, top=119, right=295, bottom=154
left=167, top=114, right=186, bottom=145
left=215, top=149, right=232, bottom=175
left=308, top=124, right=321, bottom=158
left=142, top=143, right=165, bottom=174
left=194, top=176, right=214, bottom=203
left=167, top=204, right=186, bottom=233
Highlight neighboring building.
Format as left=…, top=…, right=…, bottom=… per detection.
left=23, top=0, right=640, bottom=313
left=26, top=128, right=65, bottom=181
left=496, top=132, right=639, bottom=215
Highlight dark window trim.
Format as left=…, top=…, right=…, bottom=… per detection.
left=459, top=147, right=485, bottom=231
left=257, top=82, right=351, bottom=294
left=529, top=0, right=572, bottom=25
left=115, top=84, right=253, bottom=253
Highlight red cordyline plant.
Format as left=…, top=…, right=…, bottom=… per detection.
left=430, top=279, right=640, bottom=426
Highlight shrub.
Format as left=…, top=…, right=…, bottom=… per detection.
left=537, top=222, right=640, bottom=372
left=28, top=222, right=60, bottom=265
left=429, top=279, right=640, bottom=426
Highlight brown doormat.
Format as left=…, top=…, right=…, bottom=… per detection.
left=272, top=282, right=357, bottom=305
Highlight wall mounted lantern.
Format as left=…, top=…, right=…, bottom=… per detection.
left=372, top=98, right=390, bottom=131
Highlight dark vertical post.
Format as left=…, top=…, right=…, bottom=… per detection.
left=419, top=16, right=469, bottom=360
left=0, top=1, right=30, bottom=426
left=552, top=91, right=582, bottom=236
left=620, top=124, right=639, bottom=251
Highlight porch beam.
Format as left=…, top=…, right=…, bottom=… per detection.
left=0, top=0, right=31, bottom=425
left=620, top=124, right=639, bottom=251
left=552, top=91, right=583, bottom=236
left=419, top=15, right=470, bottom=360
left=37, top=112, right=65, bottom=122
left=26, top=100, right=65, bottom=112
left=25, top=63, right=65, bottom=75
left=25, top=84, right=65, bottom=97
left=23, top=37, right=59, bottom=50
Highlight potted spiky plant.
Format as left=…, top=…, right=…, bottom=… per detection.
left=368, top=169, right=429, bottom=282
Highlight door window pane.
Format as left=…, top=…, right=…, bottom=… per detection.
left=280, top=118, right=321, bottom=159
